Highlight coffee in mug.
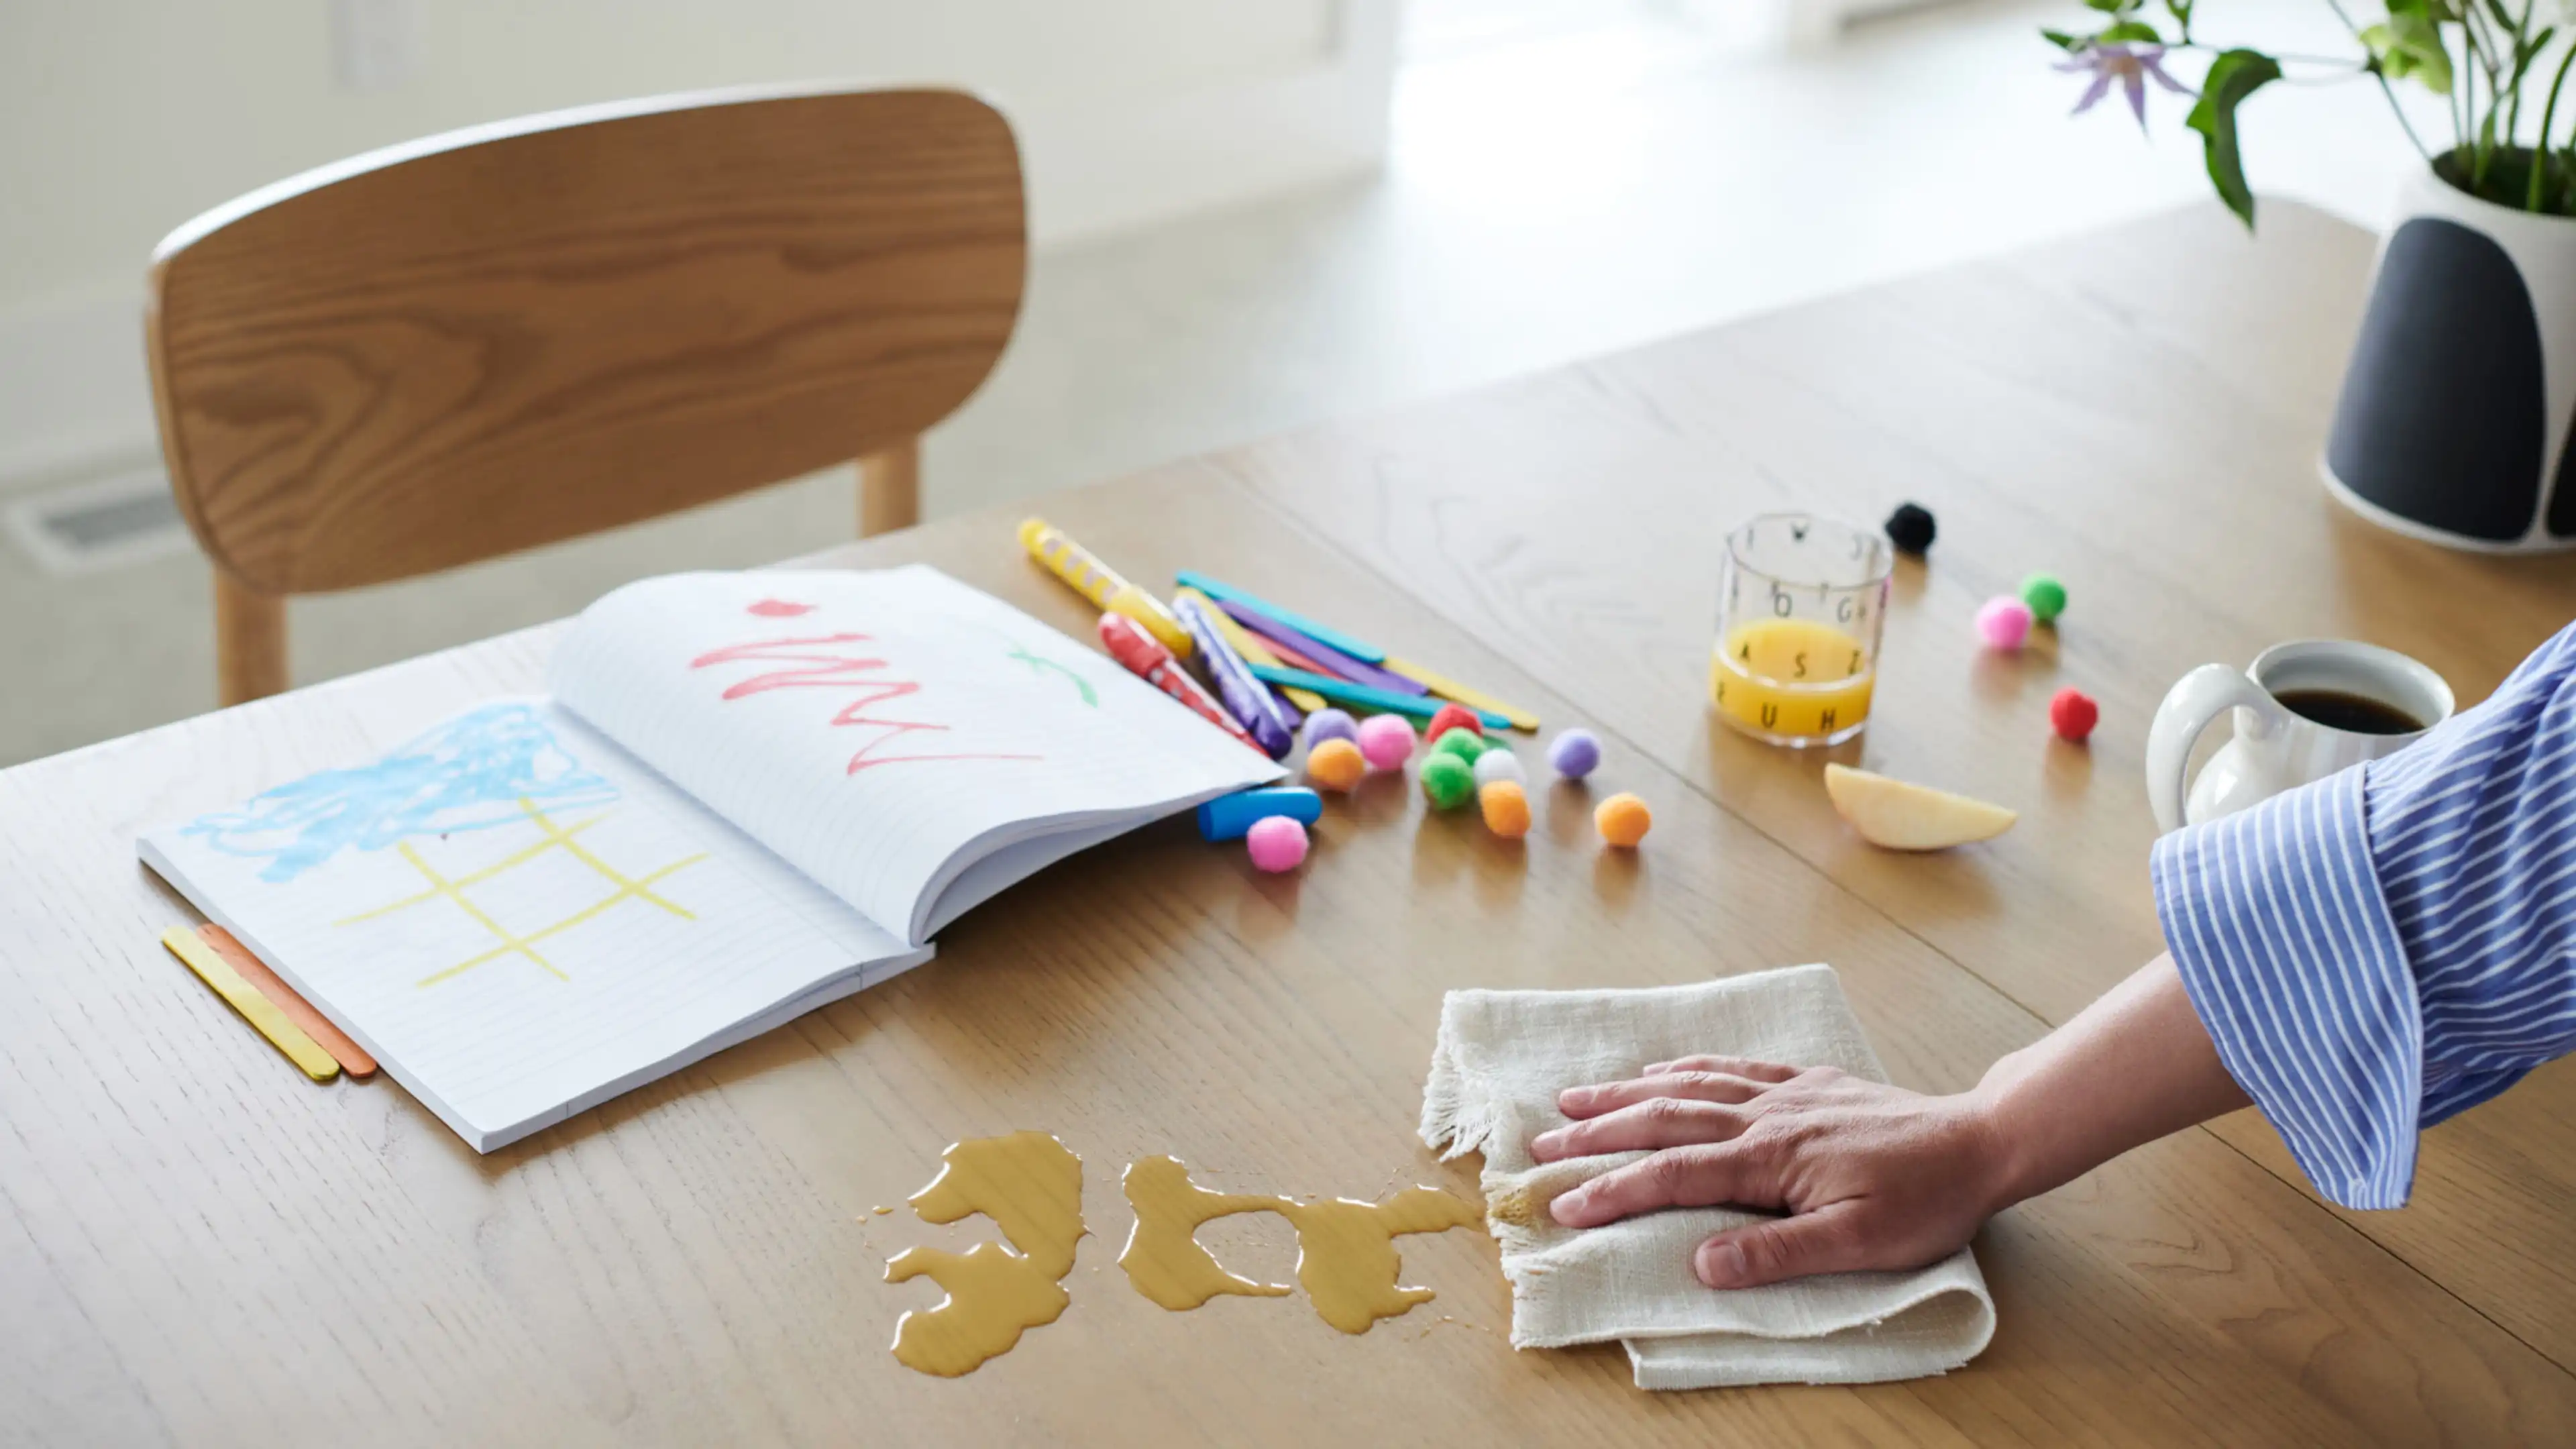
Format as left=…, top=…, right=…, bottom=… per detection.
left=2147, top=640, right=2455, bottom=832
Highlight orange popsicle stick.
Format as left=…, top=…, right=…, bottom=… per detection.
left=197, top=924, right=378, bottom=1078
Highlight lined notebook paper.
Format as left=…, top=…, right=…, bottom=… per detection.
left=141, top=566, right=1283, bottom=1150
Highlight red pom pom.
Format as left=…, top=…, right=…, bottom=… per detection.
left=1424, top=702, right=1481, bottom=743
left=2049, top=687, right=2100, bottom=743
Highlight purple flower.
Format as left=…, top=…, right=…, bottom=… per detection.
left=2057, top=44, right=2194, bottom=129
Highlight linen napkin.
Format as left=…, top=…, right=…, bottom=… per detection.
left=1419, top=964, right=1995, bottom=1389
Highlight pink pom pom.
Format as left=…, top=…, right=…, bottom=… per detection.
left=1976, top=596, right=2033, bottom=651
left=1246, top=815, right=1309, bottom=873
left=1356, top=713, right=1417, bottom=769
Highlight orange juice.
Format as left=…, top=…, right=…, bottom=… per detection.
left=1710, top=617, right=1874, bottom=743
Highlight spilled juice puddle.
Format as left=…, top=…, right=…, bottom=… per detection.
left=1119, top=1155, right=1483, bottom=1334
left=884, top=1132, right=1086, bottom=1377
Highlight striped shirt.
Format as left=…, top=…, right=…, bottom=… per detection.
left=2151, top=623, right=2576, bottom=1210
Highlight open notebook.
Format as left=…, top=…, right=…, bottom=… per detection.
left=140, top=566, right=1284, bottom=1150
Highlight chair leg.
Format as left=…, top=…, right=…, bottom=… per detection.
left=859, top=437, right=921, bottom=537
left=215, top=573, right=288, bottom=706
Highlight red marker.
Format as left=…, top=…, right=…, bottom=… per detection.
left=1097, top=612, right=1265, bottom=753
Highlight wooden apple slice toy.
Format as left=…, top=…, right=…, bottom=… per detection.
left=1823, top=764, right=2016, bottom=851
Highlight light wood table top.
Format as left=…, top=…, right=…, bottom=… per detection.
left=5, top=202, right=2571, bottom=1446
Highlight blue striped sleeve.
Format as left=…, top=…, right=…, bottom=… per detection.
left=2152, top=621, right=2576, bottom=1211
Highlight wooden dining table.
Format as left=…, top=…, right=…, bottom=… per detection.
left=6, top=199, right=2575, bottom=1446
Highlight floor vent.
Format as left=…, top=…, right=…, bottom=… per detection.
left=3, top=462, right=193, bottom=576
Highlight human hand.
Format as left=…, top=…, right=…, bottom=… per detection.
left=1527, top=1056, right=2004, bottom=1289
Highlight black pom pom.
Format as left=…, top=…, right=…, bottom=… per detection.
left=1884, top=502, right=1937, bottom=556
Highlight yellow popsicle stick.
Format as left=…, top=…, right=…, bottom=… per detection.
left=1381, top=655, right=1540, bottom=733
left=1179, top=587, right=1327, bottom=712
left=161, top=926, right=339, bottom=1081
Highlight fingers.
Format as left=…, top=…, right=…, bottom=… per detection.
left=1547, top=1142, right=1782, bottom=1228
left=1532, top=1096, right=1752, bottom=1163
left=1695, top=1203, right=1868, bottom=1289
left=1557, top=1071, right=1770, bottom=1119
left=1643, top=1055, right=1799, bottom=1082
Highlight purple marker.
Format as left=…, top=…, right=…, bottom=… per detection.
left=1216, top=600, right=1429, bottom=697
left=1173, top=594, right=1297, bottom=759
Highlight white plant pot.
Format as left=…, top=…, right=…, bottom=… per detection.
left=2322, top=162, right=2576, bottom=552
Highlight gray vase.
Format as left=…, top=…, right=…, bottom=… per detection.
left=2322, top=164, right=2576, bottom=553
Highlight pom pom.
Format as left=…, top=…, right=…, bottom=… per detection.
left=1479, top=780, right=1532, bottom=838
left=2020, top=573, right=2067, bottom=624
left=1430, top=729, right=1488, bottom=764
left=1884, top=502, right=1937, bottom=556
left=1975, top=596, right=2033, bottom=651
left=1356, top=714, right=1417, bottom=769
left=1471, top=749, right=1525, bottom=788
left=1594, top=792, right=1652, bottom=847
left=1420, top=753, right=1477, bottom=810
left=1546, top=728, right=1601, bottom=780
left=1245, top=815, right=1309, bottom=872
left=1305, top=737, right=1366, bottom=792
left=1424, top=702, right=1483, bottom=744
left=2049, top=686, right=2100, bottom=743
left=1303, top=708, right=1359, bottom=747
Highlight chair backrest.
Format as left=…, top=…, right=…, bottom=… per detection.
left=147, top=85, right=1024, bottom=595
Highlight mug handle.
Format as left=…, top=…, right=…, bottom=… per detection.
left=2145, top=664, right=2290, bottom=834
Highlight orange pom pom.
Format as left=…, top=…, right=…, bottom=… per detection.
left=1594, top=792, right=1652, bottom=848
left=1305, top=737, right=1366, bottom=792
left=1479, top=780, right=1531, bottom=838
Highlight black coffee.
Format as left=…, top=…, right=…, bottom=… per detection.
left=2275, top=688, right=2424, bottom=735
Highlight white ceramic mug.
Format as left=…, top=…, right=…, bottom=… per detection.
left=2147, top=640, right=2455, bottom=833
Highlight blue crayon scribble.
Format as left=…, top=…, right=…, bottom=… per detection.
left=184, top=702, right=618, bottom=882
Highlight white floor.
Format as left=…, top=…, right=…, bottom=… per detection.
left=0, top=0, right=2439, bottom=765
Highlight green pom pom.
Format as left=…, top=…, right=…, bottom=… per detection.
left=2020, top=572, right=2068, bottom=623
left=1430, top=729, right=1487, bottom=764
left=1420, top=753, right=1477, bottom=809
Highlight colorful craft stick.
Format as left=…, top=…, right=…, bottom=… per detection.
left=1173, top=572, right=1385, bottom=663
left=1246, top=665, right=1510, bottom=730
left=161, top=926, right=339, bottom=1081
left=1099, top=613, right=1265, bottom=753
left=1171, top=594, right=1297, bottom=759
left=1021, top=517, right=1193, bottom=658
left=1380, top=655, right=1540, bottom=733
left=1179, top=588, right=1326, bottom=713
left=198, top=924, right=378, bottom=1078
left=1215, top=601, right=1426, bottom=697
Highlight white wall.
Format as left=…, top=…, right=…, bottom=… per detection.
left=0, top=0, right=1396, bottom=481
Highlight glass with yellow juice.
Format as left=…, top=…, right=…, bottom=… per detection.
left=1711, top=513, right=1890, bottom=747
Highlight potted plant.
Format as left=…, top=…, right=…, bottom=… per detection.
left=2047, top=0, right=2576, bottom=551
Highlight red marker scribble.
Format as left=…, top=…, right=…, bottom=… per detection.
left=746, top=598, right=815, bottom=618
left=691, top=633, right=1042, bottom=775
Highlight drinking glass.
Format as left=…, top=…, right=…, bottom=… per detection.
left=1711, top=513, right=1890, bottom=747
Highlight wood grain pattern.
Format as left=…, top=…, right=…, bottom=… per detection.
left=4, top=465, right=2573, bottom=1443
left=1221, top=201, right=2576, bottom=1368
left=146, top=85, right=1020, bottom=597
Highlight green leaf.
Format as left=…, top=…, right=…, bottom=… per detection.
left=2187, top=49, right=2284, bottom=228
left=2039, top=27, right=2090, bottom=50
left=2364, top=13, right=2455, bottom=95
left=2096, top=19, right=2163, bottom=42
left=2080, top=0, right=2133, bottom=13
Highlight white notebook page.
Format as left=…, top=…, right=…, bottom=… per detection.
left=546, top=566, right=1283, bottom=942
left=141, top=701, right=922, bottom=1150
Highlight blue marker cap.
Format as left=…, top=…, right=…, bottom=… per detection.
left=1197, top=786, right=1324, bottom=843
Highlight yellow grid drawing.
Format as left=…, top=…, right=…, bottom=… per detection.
left=336, top=798, right=707, bottom=987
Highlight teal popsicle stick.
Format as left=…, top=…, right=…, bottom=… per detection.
left=1246, top=664, right=1509, bottom=729
left=1173, top=572, right=1386, bottom=663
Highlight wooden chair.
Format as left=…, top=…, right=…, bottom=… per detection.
left=146, top=85, right=1026, bottom=706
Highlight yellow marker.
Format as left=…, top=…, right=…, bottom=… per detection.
left=1017, top=517, right=1193, bottom=659
left=1380, top=655, right=1540, bottom=733
left=1176, top=586, right=1326, bottom=712
left=160, top=927, right=339, bottom=1081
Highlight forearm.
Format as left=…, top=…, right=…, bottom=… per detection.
left=1972, top=953, right=2249, bottom=1211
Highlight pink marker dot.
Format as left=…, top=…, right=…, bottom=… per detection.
left=747, top=598, right=815, bottom=617
left=1246, top=816, right=1309, bottom=873
left=1976, top=596, right=2033, bottom=651
left=1356, top=713, right=1417, bottom=769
